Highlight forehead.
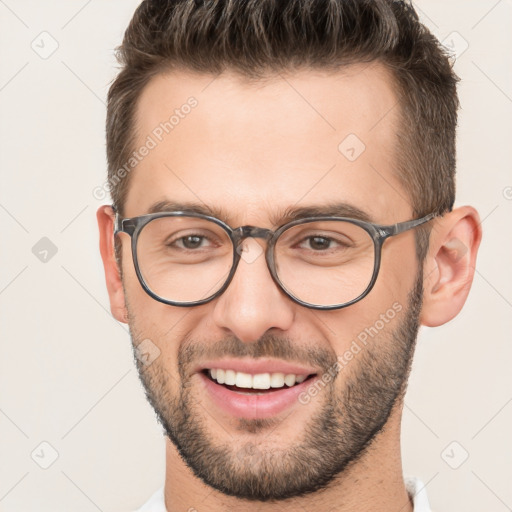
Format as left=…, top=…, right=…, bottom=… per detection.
left=126, top=62, right=410, bottom=224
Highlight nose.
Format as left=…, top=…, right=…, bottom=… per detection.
left=211, top=238, right=295, bottom=343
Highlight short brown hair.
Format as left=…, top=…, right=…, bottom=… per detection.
left=106, top=0, right=460, bottom=258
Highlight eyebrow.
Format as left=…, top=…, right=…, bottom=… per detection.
left=146, top=200, right=375, bottom=226
left=147, top=200, right=233, bottom=222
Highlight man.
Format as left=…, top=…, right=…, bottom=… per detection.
left=97, top=1, right=482, bottom=510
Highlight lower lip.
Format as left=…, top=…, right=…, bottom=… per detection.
left=198, top=371, right=319, bottom=419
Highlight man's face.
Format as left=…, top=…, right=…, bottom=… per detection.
left=118, top=63, right=423, bottom=500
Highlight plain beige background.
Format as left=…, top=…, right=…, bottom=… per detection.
left=0, top=1, right=511, bottom=511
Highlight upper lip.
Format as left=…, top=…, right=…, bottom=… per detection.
left=195, top=358, right=319, bottom=376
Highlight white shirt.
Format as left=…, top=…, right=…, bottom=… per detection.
left=134, top=476, right=432, bottom=511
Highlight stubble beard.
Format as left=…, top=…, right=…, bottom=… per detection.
left=126, top=271, right=423, bottom=502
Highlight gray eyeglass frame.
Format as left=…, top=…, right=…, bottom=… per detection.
left=114, top=209, right=437, bottom=310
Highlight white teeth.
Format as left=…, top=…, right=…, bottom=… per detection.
left=252, top=373, right=270, bottom=389
left=284, top=374, right=297, bottom=387
left=235, top=372, right=253, bottom=388
left=224, top=369, right=236, bottom=385
left=270, top=373, right=285, bottom=388
left=207, top=369, right=311, bottom=389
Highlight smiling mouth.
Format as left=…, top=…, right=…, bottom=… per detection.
left=201, top=369, right=317, bottom=394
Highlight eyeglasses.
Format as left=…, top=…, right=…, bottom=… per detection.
left=113, top=209, right=436, bottom=310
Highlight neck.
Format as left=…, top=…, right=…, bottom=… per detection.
left=162, top=404, right=413, bottom=512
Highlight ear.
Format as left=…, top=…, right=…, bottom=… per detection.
left=97, top=205, right=128, bottom=324
left=420, top=206, right=482, bottom=327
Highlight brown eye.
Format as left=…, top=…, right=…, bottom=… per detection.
left=304, top=236, right=334, bottom=251
left=177, top=235, right=206, bottom=249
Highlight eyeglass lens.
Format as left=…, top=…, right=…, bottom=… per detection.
left=135, top=216, right=375, bottom=307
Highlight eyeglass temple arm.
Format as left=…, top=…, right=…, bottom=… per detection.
left=113, top=211, right=123, bottom=235
left=383, top=212, right=438, bottom=237
left=111, top=206, right=137, bottom=236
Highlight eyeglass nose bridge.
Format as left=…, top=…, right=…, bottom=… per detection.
left=225, top=225, right=284, bottom=300
left=231, top=225, right=277, bottom=266
left=233, top=225, right=275, bottom=244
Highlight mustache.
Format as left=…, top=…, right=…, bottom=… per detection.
left=178, top=333, right=338, bottom=377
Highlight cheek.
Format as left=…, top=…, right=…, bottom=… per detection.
left=327, top=299, right=401, bottom=358
left=318, top=240, right=417, bottom=359
left=380, top=233, right=420, bottom=298
left=120, top=254, right=188, bottom=366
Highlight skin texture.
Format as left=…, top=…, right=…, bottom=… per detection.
left=98, top=62, right=482, bottom=512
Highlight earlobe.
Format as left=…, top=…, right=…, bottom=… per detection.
left=420, top=206, right=482, bottom=327
left=97, top=205, right=129, bottom=324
